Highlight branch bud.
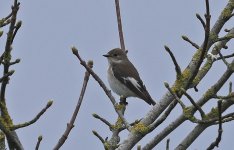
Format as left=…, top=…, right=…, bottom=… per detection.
left=38, top=135, right=43, bottom=141
left=92, top=113, right=98, bottom=118
left=16, top=20, right=22, bottom=28
left=87, top=60, right=93, bottom=68
left=164, top=82, right=169, bottom=88
left=47, top=100, right=53, bottom=107
left=71, top=46, right=78, bottom=55
left=182, top=35, right=188, bottom=41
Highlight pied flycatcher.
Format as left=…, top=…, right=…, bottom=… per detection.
left=103, top=48, right=156, bottom=105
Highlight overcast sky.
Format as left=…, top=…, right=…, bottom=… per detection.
left=0, top=0, right=234, bottom=149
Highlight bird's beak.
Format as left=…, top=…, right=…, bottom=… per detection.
left=103, top=54, right=110, bottom=57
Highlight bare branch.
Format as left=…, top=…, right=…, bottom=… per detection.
left=216, top=53, right=234, bottom=61
left=207, top=101, right=223, bottom=150
left=229, top=82, right=232, bottom=94
left=11, top=20, right=22, bottom=44
left=142, top=116, right=186, bottom=150
left=115, top=1, right=234, bottom=149
left=216, top=34, right=234, bottom=42
left=35, top=135, right=42, bottom=150
left=164, top=82, right=185, bottom=109
left=0, top=11, right=13, bottom=27
left=214, top=93, right=234, bottom=100
left=115, top=0, right=125, bottom=51
left=0, top=70, right=14, bottom=83
left=164, top=46, right=182, bottom=76
left=181, top=88, right=205, bottom=118
left=189, top=0, right=211, bottom=86
left=92, top=130, right=105, bottom=144
left=175, top=97, right=234, bottom=150
left=166, top=138, right=170, bottom=150
left=53, top=60, right=93, bottom=150
left=9, top=58, right=20, bottom=66
left=196, top=13, right=206, bottom=29
left=219, top=51, right=230, bottom=65
left=92, top=113, right=112, bottom=128
left=0, top=0, right=20, bottom=102
left=11, top=100, right=53, bottom=130
left=182, top=35, right=200, bottom=49
left=148, top=100, right=177, bottom=131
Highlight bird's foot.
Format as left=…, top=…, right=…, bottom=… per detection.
left=120, top=97, right=128, bottom=105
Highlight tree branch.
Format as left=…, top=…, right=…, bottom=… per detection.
left=93, top=113, right=112, bottom=128
left=182, top=35, right=200, bottom=49
left=0, top=0, right=20, bottom=102
left=164, top=46, right=182, bottom=77
left=218, top=51, right=231, bottom=68
left=166, top=138, right=170, bottom=150
left=164, top=82, right=185, bottom=109
left=115, top=0, right=125, bottom=51
left=207, top=100, right=223, bottom=150
left=148, top=100, right=178, bottom=131
left=53, top=60, right=93, bottom=150
left=196, top=13, right=206, bottom=29
left=11, top=101, right=53, bottom=130
left=181, top=88, right=205, bottom=118
left=92, top=130, right=105, bottom=144
left=35, top=135, right=42, bottom=150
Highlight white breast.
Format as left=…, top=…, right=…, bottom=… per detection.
left=107, top=67, right=137, bottom=98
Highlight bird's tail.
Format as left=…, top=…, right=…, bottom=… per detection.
left=150, top=98, right=156, bottom=105
left=143, top=95, right=156, bottom=105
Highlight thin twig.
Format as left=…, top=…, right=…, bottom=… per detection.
left=164, top=46, right=181, bottom=76
left=0, top=0, right=24, bottom=149
left=35, top=135, right=42, bottom=150
left=115, top=0, right=125, bottom=51
left=166, top=138, right=170, bottom=150
left=119, top=119, right=141, bottom=131
left=181, top=88, right=205, bottom=118
left=9, top=58, right=20, bottom=66
left=182, top=35, right=200, bottom=49
left=196, top=13, right=206, bottom=29
left=207, top=100, right=223, bottom=150
left=71, top=47, right=131, bottom=130
left=188, top=0, right=211, bottom=88
left=214, top=93, right=234, bottom=100
left=0, top=0, right=20, bottom=102
left=0, top=19, right=11, bottom=28
left=0, top=12, right=13, bottom=27
left=93, top=113, right=112, bottom=127
left=216, top=35, right=234, bottom=42
left=216, top=53, right=234, bottom=61
left=11, top=101, right=53, bottom=130
left=218, top=51, right=230, bottom=67
left=148, top=100, right=178, bottom=131
left=229, top=82, right=232, bottom=94
left=164, top=82, right=185, bottom=109
left=92, top=130, right=105, bottom=143
left=11, top=20, right=22, bottom=44
left=53, top=60, right=93, bottom=150
left=0, top=70, right=14, bottom=82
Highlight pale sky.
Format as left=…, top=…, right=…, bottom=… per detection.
left=0, top=0, right=233, bottom=149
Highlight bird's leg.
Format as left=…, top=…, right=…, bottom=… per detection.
left=120, top=96, right=128, bottom=105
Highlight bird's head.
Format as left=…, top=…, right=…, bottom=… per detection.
left=103, top=48, right=128, bottom=64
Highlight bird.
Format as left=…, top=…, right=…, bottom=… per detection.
left=103, top=48, right=156, bottom=105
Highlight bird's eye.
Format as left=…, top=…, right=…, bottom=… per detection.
left=113, top=54, right=118, bottom=57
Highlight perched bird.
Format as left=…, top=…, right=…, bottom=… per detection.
left=103, top=48, right=156, bottom=105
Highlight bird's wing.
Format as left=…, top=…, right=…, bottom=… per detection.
left=112, top=61, right=155, bottom=105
